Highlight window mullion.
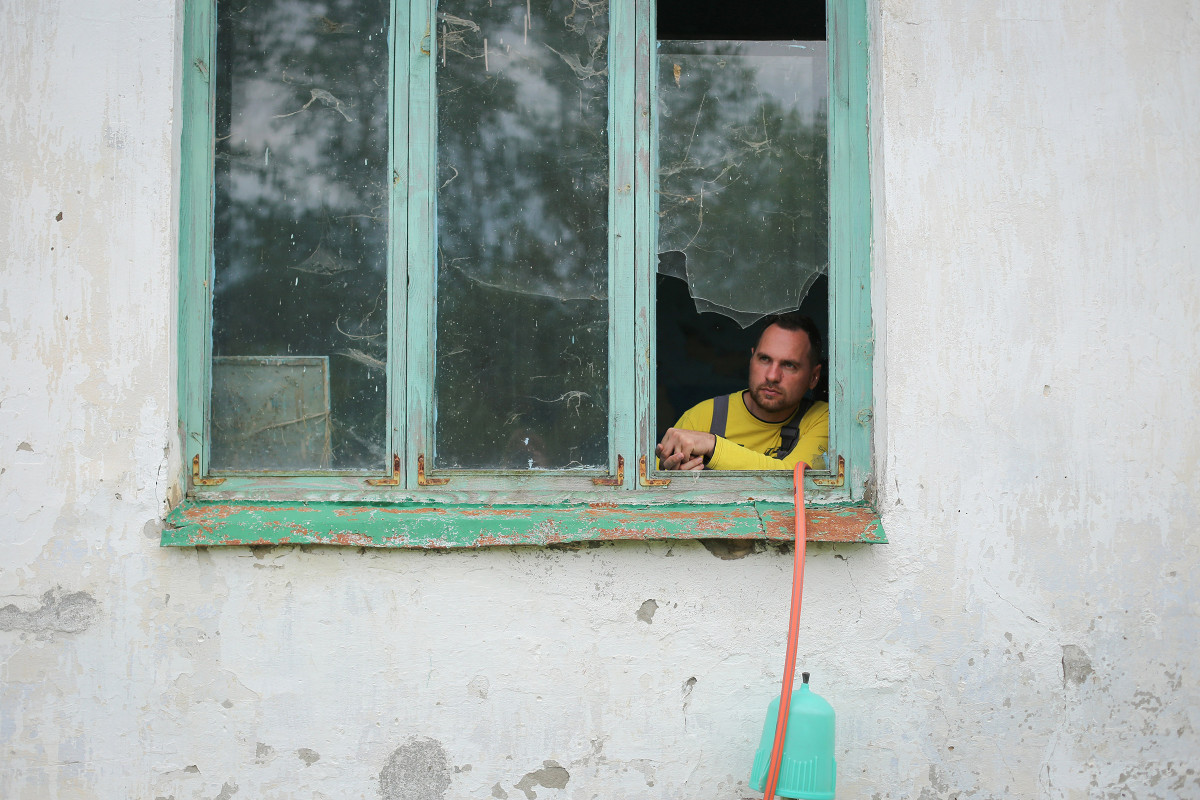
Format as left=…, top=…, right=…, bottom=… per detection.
left=608, top=0, right=639, bottom=489
left=404, top=0, right=438, bottom=491
left=632, top=0, right=655, bottom=488
left=387, top=0, right=412, bottom=488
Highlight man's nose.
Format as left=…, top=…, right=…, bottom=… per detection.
left=765, top=362, right=782, bottom=382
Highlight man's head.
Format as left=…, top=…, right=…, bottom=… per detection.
left=745, top=313, right=823, bottom=421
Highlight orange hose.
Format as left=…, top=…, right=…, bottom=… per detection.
left=762, top=462, right=807, bottom=800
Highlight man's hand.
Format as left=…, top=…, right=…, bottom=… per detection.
left=655, top=428, right=717, bottom=471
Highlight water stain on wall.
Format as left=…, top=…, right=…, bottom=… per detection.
left=379, top=737, right=451, bottom=800
left=0, top=587, right=98, bottom=635
left=468, top=675, right=490, bottom=699
left=682, top=676, right=698, bottom=715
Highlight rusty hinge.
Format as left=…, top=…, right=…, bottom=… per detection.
left=639, top=455, right=671, bottom=487
left=811, top=455, right=845, bottom=487
left=366, top=453, right=401, bottom=486
left=419, top=20, right=431, bottom=55
left=592, top=454, right=625, bottom=486
left=417, top=454, right=449, bottom=486
left=191, top=454, right=225, bottom=486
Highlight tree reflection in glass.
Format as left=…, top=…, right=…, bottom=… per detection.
left=657, top=41, right=828, bottom=328
left=211, top=0, right=390, bottom=472
left=435, top=0, right=610, bottom=470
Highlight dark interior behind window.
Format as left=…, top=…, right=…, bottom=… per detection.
left=657, top=0, right=825, bottom=41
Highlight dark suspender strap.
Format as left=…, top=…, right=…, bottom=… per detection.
left=709, top=393, right=730, bottom=438
left=775, top=397, right=815, bottom=460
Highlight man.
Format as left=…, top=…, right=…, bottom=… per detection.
left=656, top=313, right=828, bottom=471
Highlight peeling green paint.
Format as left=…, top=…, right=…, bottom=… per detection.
left=162, top=499, right=885, bottom=547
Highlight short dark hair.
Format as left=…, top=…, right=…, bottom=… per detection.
left=758, top=312, right=823, bottom=368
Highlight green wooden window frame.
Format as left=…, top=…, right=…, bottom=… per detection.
left=166, top=0, right=882, bottom=547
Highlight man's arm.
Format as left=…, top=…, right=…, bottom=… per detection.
left=656, top=428, right=713, bottom=470
left=708, top=404, right=829, bottom=471
left=655, top=401, right=715, bottom=471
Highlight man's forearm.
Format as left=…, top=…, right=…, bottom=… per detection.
left=707, top=437, right=818, bottom=471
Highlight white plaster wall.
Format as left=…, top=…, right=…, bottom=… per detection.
left=1, top=1, right=1197, bottom=798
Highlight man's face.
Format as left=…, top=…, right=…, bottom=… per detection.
left=746, top=324, right=821, bottom=421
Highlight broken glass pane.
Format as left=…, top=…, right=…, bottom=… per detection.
left=657, top=41, right=828, bottom=328
left=434, top=0, right=609, bottom=470
left=210, top=0, right=389, bottom=472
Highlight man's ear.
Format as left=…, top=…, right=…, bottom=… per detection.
left=810, top=362, right=822, bottom=390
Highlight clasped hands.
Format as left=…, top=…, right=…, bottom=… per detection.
left=655, top=428, right=717, bottom=471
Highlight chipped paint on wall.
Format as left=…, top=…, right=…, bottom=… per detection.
left=0, top=588, right=98, bottom=636
left=379, top=738, right=451, bottom=800
left=635, top=599, right=658, bottom=624
left=513, top=761, right=570, bottom=799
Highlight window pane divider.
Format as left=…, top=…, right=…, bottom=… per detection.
left=608, top=0, right=639, bottom=489
left=632, top=0, right=655, bottom=484
left=405, top=0, right=437, bottom=491
left=388, top=0, right=412, bottom=486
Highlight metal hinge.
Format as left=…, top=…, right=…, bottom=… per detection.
left=417, top=454, right=449, bottom=486
left=192, top=454, right=225, bottom=486
left=811, top=455, right=845, bottom=487
left=419, top=21, right=431, bottom=55
left=592, top=455, right=624, bottom=486
left=639, top=455, right=671, bottom=487
left=366, top=453, right=401, bottom=487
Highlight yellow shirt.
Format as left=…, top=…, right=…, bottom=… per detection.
left=674, top=391, right=828, bottom=471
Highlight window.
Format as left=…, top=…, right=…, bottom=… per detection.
left=169, top=0, right=879, bottom=545
left=653, top=2, right=831, bottom=479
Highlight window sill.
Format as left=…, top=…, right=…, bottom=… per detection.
left=161, top=500, right=885, bottom=547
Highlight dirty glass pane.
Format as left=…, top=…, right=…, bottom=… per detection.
left=657, top=41, right=828, bottom=328
left=210, top=0, right=389, bottom=472
left=210, top=357, right=332, bottom=469
left=434, top=0, right=609, bottom=470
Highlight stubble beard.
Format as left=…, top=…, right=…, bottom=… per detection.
left=750, top=383, right=792, bottom=414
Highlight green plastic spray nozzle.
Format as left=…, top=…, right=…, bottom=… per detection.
left=749, top=672, right=837, bottom=799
